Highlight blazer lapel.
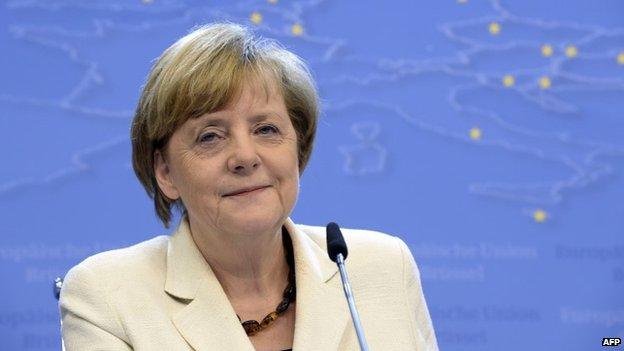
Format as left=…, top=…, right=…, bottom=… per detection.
left=165, top=217, right=255, bottom=351
left=164, top=216, right=350, bottom=351
left=285, top=218, right=350, bottom=351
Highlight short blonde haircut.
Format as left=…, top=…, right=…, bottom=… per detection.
left=131, top=23, right=319, bottom=228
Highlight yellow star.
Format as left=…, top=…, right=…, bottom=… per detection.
left=250, top=12, right=263, bottom=25
left=502, top=74, right=515, bottom=87
left=541, top=44, right=553, bottom=57
left=539, top=76, right=551, bottom=89
left=291, top=23, right=304, bottom=36
left=565, top=45, right=578, bottom=58
left=488, top=22, right=501, bottom=35
left=141, top=0, right=153, bottom=4
left=469, top=127, right=482, bottom=140
left=457, top=0, right=468, bottom=3
left=268, top=0, right=278, bottom=3
left=533, top=209, right=547, bottom=223
left=617, top=52, right=624, bottom=65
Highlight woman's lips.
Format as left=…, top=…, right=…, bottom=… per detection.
left=224, top=186, right=269, bottom=197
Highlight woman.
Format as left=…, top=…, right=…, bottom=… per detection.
left=59, top=23, right=438, bottom=351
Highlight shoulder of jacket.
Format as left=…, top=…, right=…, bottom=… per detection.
left=64, top=235, right=169, bottom=285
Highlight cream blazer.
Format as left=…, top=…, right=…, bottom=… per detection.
left=59, top=217, right=438, bottom=350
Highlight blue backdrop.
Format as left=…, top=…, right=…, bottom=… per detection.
left=1, top=0, right=623, bottom=350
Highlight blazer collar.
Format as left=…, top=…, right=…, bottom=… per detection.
left=165, top=216, right=349, bottom=351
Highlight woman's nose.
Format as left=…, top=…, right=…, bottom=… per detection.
left=227, top=134, right=261, bottom=174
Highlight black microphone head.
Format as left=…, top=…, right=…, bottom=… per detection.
left=326, top=222, right=348, bottom=262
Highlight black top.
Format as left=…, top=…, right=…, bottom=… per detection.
left=280, top=227, right=295, bottom=351
left=282, top=228, right=294, bottom=351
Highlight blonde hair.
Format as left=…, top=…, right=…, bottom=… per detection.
left=131, top=23, right=319, bottom=228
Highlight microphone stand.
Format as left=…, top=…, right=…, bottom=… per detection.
left=335, top=253, right=369, bottom=351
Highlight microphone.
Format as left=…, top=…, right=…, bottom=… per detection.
left=326, top=222, right=348, bottom=262
left=326, top=222, right=369, bottom=351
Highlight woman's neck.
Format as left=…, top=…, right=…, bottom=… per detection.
left=188, top=217, right=290, bottom=301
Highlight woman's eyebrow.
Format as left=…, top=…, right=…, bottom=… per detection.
left=197, top=116, right=228, bottom=126
left=237, top=112, right=284, bottom=124
left=190, top=111, right=283, bottom=133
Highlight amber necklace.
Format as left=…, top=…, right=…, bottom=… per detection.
left=236, top=227, right=296, bottom=336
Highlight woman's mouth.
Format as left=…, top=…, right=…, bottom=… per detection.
left=224, top=186, right=270, bottom=197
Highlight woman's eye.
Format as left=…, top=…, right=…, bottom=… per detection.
left=199, top=132, right=220, bottom=143
left=257, top=125, right=279, bottom=135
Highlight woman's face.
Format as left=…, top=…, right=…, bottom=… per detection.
left=154, top=79, right=300, bottom=237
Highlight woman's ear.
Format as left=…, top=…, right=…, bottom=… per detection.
left=153, top=150, right=180, bottom=200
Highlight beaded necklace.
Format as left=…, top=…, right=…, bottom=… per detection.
left=236, top=227, right=296, bottom=336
